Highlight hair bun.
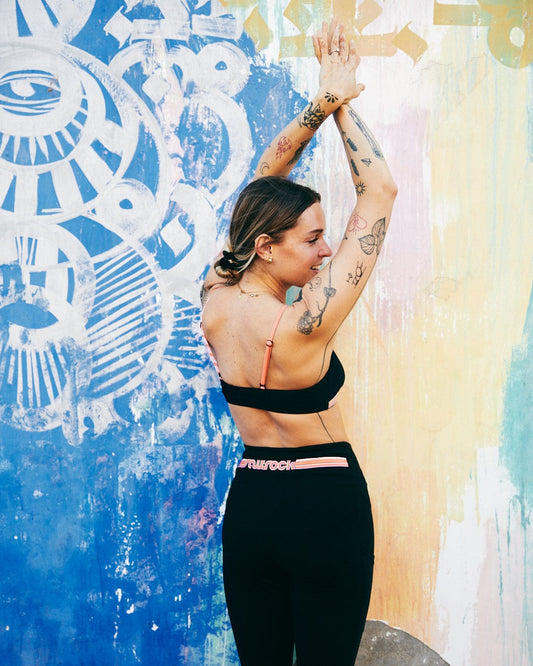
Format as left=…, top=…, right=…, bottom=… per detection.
left=219, top=250, right=239, bottom=271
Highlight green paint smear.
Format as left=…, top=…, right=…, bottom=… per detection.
left=502, top=285, right=532, bottom=509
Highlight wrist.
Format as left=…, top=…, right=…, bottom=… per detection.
left=296, top=86, right=343, bottom=133
left=296, top=95, right=327, bottom=133
left=315, top=87, right=344, bottom=112
left=295, top=88, right=342, bottom=133
left=333, top=101, right=352, bottom=117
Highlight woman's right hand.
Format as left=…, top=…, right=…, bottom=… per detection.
left=312, top=20, right=365, bottom=105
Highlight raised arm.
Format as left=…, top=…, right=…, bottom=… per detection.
left=202, top=22, right=366, bottom=297
left=295, top=25, right=397, bottom=338
left=254, top=22, right=364, bottom=179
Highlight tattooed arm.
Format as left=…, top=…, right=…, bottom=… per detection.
left=254, top=93, right=336, bottom=178
left=296, top=38, right=397, bottom=337
left=334, top=104, right=393, bottom=201
left=254, top=22, right=364, bottom=178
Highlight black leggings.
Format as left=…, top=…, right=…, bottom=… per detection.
left=222, top=441, right=374, bottom=666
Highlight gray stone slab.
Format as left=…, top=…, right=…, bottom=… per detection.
left=356, top=620, right=450, bottom=665
left=293, top=619, right=450, bottom=665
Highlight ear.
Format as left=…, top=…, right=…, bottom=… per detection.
left=254, top=234, right=273, bottom=262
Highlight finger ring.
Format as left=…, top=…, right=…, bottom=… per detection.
left=329, top=49, right=340, bottom=55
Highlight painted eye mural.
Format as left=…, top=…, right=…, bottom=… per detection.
left=0, top=42, right=169, bottom=224
left=0, top=40, right=177, bottom=446
left=0, top=68, right=62, bottom=121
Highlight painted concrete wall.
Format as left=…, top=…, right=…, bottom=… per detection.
left=0, top=1, right=530, bottom=664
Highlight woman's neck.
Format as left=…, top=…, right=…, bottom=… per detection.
left=239, top=267, right=287, bottom=303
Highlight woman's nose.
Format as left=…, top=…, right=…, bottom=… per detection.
left=320, top=241, right=332, bottom=257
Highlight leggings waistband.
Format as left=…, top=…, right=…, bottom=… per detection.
left=238, top=455, right=349, bottom=471
left=241, top=441, right=353, bottom=463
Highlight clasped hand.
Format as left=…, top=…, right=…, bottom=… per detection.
left=313, top=19, right=365, bottom=105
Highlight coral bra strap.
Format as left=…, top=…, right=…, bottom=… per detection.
left=260, top=304, right=288, bottom=389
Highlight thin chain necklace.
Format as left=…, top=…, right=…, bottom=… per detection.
left=238, top=284, right=273, bottom=298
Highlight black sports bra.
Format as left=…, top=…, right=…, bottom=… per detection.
left=220, top=351, right=345, bottom=414
left=213, top=304, right=345, bottom=414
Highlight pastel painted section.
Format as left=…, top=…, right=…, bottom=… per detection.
left=291, top=7, right=532, bottom=664
left=426, top=26, right=531, bottom=664
left=344, top=25, right=529, bottom=666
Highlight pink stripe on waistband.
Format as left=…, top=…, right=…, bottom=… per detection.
left=237, top=456, right=349, bottom=471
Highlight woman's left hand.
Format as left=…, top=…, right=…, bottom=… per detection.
left=312, top=20, right=365, bottom=105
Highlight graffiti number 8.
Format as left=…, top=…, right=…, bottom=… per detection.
left=483, top=1, right=532, bottom=68
left=434, top=0, right=532, bottom=68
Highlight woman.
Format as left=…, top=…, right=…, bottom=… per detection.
left=201, top=20, right=397, bottom=666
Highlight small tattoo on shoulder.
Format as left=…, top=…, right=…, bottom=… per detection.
left=297, top=264, right=336, bottom=335
left=259, top=161, right=270, bottom=174
left=297, top=310, right=314, bottom=335
left=308, top=276, right=322, bottom=291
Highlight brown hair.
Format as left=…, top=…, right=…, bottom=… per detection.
left=215, top=176, right=321, bottom=284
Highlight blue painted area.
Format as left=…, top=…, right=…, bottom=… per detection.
left=0, top=301, right=58, bottom=328
left=37, top=172, right=61, bottom=214
left=70, top=159, right=98, bottom=202
left=60, top=217, right=122, bottom=257
left=0, top=1, right=309, bottom=663
left=502, top=286, right=533, bottom=509
left=0, top=416, right=240, bottom=664
left=41, top=0, right=59, bottom=27
left=15, top=0, right=31, bottom=38
left=178, top=102, right=230, bottom=189
left=91, top=139, right=122, bottom=172
left=1, top=175, right=16, bottom=212
left=501, top=285, right=532, bottom=666
left=42, top=135, right=65, bottom=163
left=122, top=127, right=159, bottom=195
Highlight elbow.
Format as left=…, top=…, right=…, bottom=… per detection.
left=383, top=176, right=398, bottom=200
left=366, top=178, right=397, bottom=203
